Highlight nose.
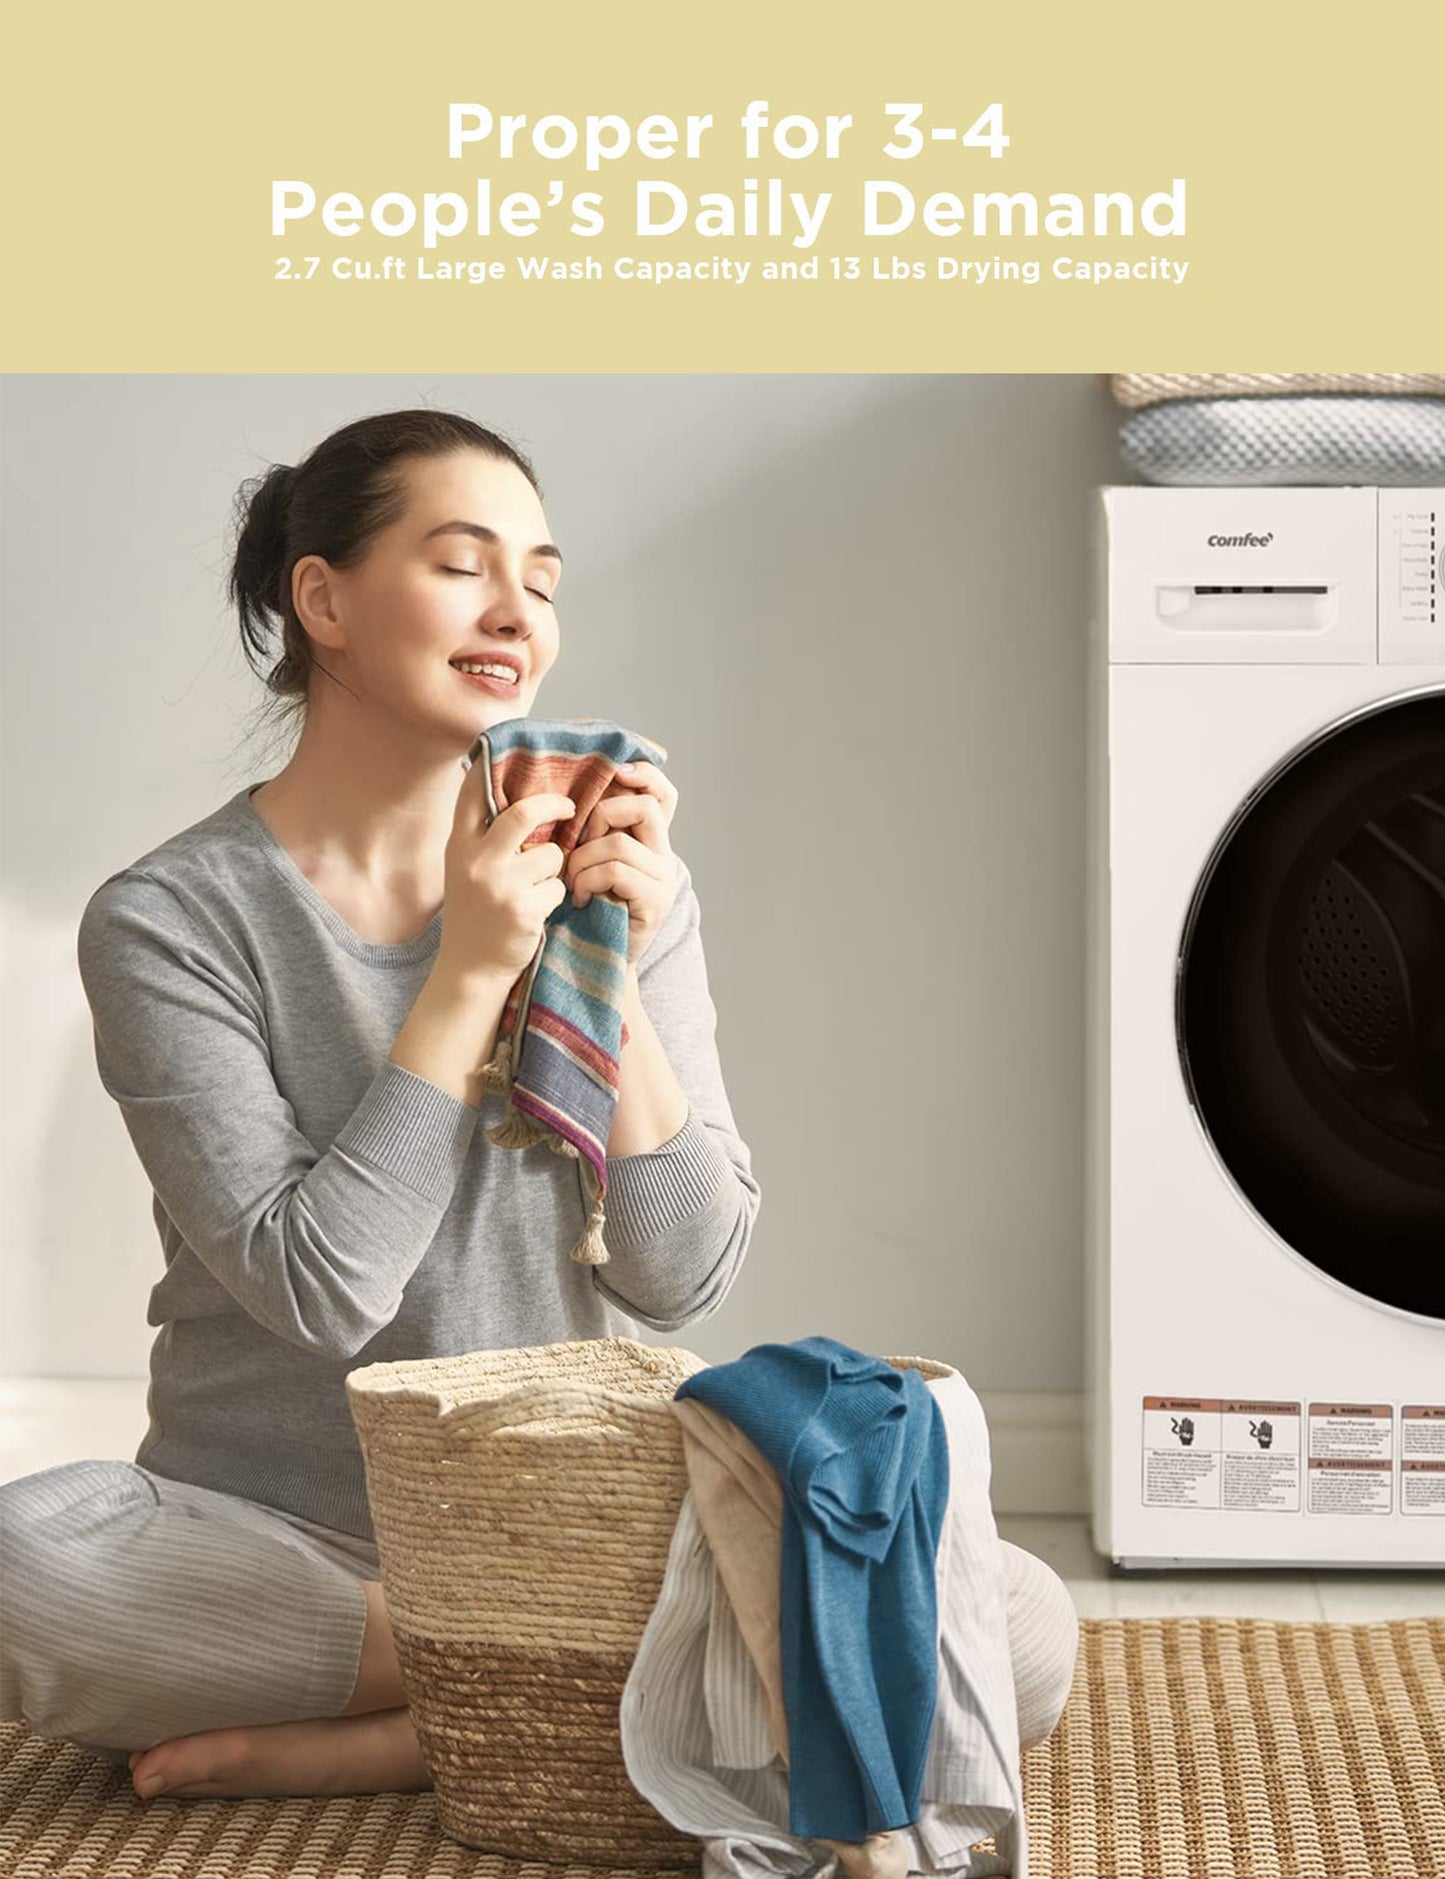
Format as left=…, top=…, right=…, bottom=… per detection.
left=480, top=566, right=534, bottom=638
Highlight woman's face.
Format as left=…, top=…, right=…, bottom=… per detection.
left=307, top=449, right=562, bottom=743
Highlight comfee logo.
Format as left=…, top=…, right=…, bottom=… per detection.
left=1207, top=531, right=1274, bottom=547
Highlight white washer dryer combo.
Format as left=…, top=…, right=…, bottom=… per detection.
left=1087, top=485, right=1444, bottom=1569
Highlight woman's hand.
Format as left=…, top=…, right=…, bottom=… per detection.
left=565, top=760, right=680, bottom=967
left=436, top=765, right=575, bottom=990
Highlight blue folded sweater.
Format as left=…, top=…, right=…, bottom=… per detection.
left=675, top=1335, right=949, bottom=1840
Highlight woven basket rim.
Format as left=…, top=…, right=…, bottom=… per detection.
left=346, top=1375, right=688, bottom=1410
left=347, top=1334, right=688, bottom=1381
left=346, top=1346, right=961, bottom=1412
left=345, top=1336, right=705, bottom=1420
left=351, top=1360, right=966, bottom=1459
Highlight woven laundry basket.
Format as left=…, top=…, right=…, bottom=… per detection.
left=346, top=1336, right=708, bottom=1866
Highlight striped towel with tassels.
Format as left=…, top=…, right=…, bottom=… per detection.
left=463, top=716, right=670, bottom=1266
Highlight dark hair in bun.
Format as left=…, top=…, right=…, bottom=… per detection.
left=227, top=408, right=540, bottom=737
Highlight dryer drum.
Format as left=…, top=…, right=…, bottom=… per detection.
left=1177, top=689, right=1445, bottom=1320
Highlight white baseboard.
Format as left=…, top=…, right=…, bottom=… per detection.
left=0, top=1377, right=152, bottom=1484
left=0, top=1377, right=1087, bottom=1517
left=977, top=1389, right=1086, bottom=1515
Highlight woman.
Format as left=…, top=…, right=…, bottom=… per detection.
left=0, top=408, right=763, bottom=1800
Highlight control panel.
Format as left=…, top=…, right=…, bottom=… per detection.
left=1379, top=489, right=1442, bottom=663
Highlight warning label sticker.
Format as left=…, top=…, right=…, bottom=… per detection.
left=1139, top=1397, right=1445, bottom=1518
left=1141, top=1398, right=1301, bottom=1511
left=1221, top=1400, right=1301, bottom=1512
left=1142, top=1397, right=1221, bottom=1508
left=1402, top=1406, right=1445, bottom=1516
left=1308, top=1403, right=1393, bottom=1515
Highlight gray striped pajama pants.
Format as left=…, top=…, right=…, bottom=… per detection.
left=0, top=1458, right=1078, bottom=1767
left=0, top=1459, right=379, bottom=1765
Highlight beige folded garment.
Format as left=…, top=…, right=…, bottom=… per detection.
left=1109, top=371, right=1445, bottom=409
left=671, top=1396, right=790, bottom=1762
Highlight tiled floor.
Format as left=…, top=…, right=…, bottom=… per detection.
left=3, top=1381, right=1440, bottom=1623
left=997, top=1512, right=1445, bottom=1622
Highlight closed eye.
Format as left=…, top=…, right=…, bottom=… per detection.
left=441, top=567, right=555, bottom=603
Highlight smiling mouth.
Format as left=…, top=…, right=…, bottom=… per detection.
left=450, top=661, right=522, bottom=694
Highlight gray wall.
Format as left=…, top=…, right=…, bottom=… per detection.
left=0, top=375, right=1125, bottom=1387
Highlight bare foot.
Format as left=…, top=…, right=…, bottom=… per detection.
left=128, top=1706, right=431, bottom=1800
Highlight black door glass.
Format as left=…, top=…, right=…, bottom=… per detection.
left=1177, top=690, right=1445, bottom=1319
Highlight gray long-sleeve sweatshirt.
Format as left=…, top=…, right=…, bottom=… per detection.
left=75, top=782, right=761, bottom=1539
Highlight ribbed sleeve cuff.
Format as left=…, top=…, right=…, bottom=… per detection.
left=603, top=1109, right=734, bottom=1250
left=331, top=1061, right=480, bottom=1203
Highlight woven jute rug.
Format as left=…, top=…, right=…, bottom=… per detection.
left=2, top=1617, right=1442, bottom=1878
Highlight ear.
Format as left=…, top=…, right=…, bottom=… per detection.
left=292, top=554, right=348, bottom=652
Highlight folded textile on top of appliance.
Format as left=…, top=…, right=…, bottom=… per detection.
left=621, top=1354, right=1030, bottom=1879
left=1109, top=372, right=1445, bottom=409
left=467, top=715, right=669, bottom=1265
left=1117, top=395, right=1445, bottom=487
left=671, top=1337, right=950, bottom=1845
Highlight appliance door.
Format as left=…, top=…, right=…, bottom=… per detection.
left=1177, top=687, right=1445, bottom=1320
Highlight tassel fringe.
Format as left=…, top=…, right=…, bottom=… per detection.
left=480, top=1027, right=610, bottom=1266
left=567, top=1159, right=611, bottom=1266
left=476, top=1033, right=514, bottom=1096
left=479, top=1033, right=550, bottom=1147
left=483, top=1107, right=551, bottom=1149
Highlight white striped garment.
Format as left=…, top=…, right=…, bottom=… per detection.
left=621, top=1370, right=1030, bottom=1878
left=0, top=1459, right=377, bottom=1759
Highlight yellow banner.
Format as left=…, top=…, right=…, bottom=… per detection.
left=5, top=0, right=1442, bottom=368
